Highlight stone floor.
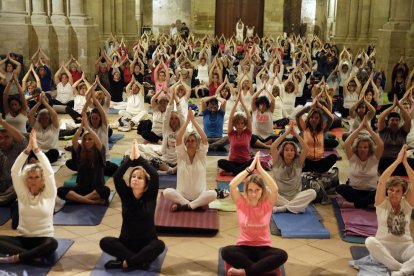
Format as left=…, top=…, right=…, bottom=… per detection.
left=1, top=103, right=411, bottom=276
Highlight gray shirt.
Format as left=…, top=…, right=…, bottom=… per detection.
left=0, top=136, right=27, bottom=193
left=272, top=157, right=302, bottom=201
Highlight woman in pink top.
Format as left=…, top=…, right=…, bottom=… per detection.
left=221, top=152, right=288, bottom=275
left=218, top=92, right=252, bottom=175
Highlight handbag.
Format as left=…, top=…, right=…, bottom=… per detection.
left=301, top=172, right=330, bottom=204
left=319, top=167, right=339, bottom=195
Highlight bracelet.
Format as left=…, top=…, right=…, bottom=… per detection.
left=245, top=168, right=252, bottom=175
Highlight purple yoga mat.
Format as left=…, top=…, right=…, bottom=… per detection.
left=336, top=197, right=378, bottom=237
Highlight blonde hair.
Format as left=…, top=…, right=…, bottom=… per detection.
left=23, top=164, right=45, bottom=192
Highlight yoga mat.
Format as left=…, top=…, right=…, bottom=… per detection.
left=207, top=150, right=229, bottom=156
left=336, top=197, right=377, bottom=236
left=53, top=191, right=116, bottom=226
left=158, top=174, right=177, bottom=189
left=350, top=246, right=369, bottom=260
left=108, top=134, right=125, bottom=150
left=349, top=246, right=390, bottom=276
left=63, top=157, right=123, bottom=187
left=208, top=199, right=236, bottom=212
left=108, top=108, right=121, bottom=114
left=329, top=128, right=344, bottom=140
left=0, top=206, right=11, bottom=226
left=218, top=248, right=285, bottom=276
left=0, top=238, right=74, bottom=276
left=91, top=247, right=168, bottom=276
left=332, top=198, right=370, bottom=244
left=215, top=170, right=244, bottom=192
left=155, top=194, right=219, bottom=236
left=271, top=205, right=330, bottom=239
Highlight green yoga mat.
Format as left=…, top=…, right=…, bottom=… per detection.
left=64, top=157, right=123, bottom=187
left=209, top=199, right=236, bottom=212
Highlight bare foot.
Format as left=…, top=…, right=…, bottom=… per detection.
left=227, top=267, right=246, bottom=276
left=341, top=201, right=355, bottom=208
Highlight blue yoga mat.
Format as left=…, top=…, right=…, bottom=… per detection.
left=0, top=206, right=11, bottom=226
left=271, top=205, right=330, bottom=239
left=216, top=181, right=243, bottom=192
left=0, top=238, right=74, bottom=276
left=63, top=157, right=123, bottom=187
left=108, top=134, right=125, bottom=150
left=159, top=174, right=177, bottom=189
left=53, top=191, right=116, bottom=226
left=217, top=248, right=286, bottom=276
left=91, top=247, right=167, bottom=276
left=332, top=198, right=367, bottom=244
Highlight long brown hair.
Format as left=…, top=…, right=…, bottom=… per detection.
left=79, top=132, right=99, bottom=168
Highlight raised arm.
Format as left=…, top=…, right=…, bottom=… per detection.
left=28, top=95, right=42, bottom=127
left=0, top=117, right=24, bottom=143
left=40, top=92, right=59, bottom=129
left=378, top=97, right=397, bottom=132
left=376, top=146, right=406, bottom=206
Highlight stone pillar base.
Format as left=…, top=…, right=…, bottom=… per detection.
left=51, top=15, right=69, bottom=25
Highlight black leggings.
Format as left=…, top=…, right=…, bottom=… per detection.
left=100, top=237, right=165, bottom=270
left=303, top=154, right=337, bottom=173
left=336, top=184, right=376, bottom=208
left=221, top=245, right=288, bottom=276
left=28, top=149, right=60, bottom=164
left=218, top=159, right=253, bottom=175
left=0, top=236, right=58, bottom=263
left=66, top=159, right=118, bottom=176
left=379, top=158, right=414, bottom=176
left=57, top=184, right=110, bottom=201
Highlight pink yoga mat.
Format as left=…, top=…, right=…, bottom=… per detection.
left=336, top=197, right=378, bottom=237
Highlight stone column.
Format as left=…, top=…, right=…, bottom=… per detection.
left=69, top=0, right=91, bottom=25
left=51, top=0, right=68, bottom=24
left=190, top=0, right=215, bottom=37
left=346, top=0, right=359, bottom=39
left=263, top=0, right=284, bottom=37
left=0, top=0, right=31, bottom=66
left=357, top=0, right=370, bottom=39
left=135, top=0, right=142, bottom=35
left=31, top=0, right=49, bottom=24
left=376, top=0, right=413, bottom=90
left=0, top=0, right=28, bottom=23
left=326, top=0, right=336, bottom=40
left=332, top=0, right=350, bottom=43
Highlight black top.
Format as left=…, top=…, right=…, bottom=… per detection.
left=109, top=68, right=125, bottom=102
left=113, top=157, right=159, bottom=242
left=72, top=145, right=106, bottom=193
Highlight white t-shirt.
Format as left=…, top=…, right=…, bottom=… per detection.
left=252, top=110, right=273, bottom=139
left=152, top=108, right=166, bottom=136
left=197, top=64, right=209, bottom=84
left=349, top=154, right=379, bottom=190
left=272, top=96, right=284, bottom=121
left=375, top=198, right=413, bottom=243
left=126, top=94, right=145, bottom=115
left=344, top=91, right=359, bottom=109
left=161, top=104, right=184, bottom=164
left=6, top=112, right=27, bottom=134
left=56, top=82, right=74, bottom=104
left=73, top=94, right=86, bottom=113
left=176, top=143, right=208, bottom=200
left=34, top=121, right=59, bottom=151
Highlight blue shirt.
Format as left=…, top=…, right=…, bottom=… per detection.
left=202, top=109, right=224, bottom=138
